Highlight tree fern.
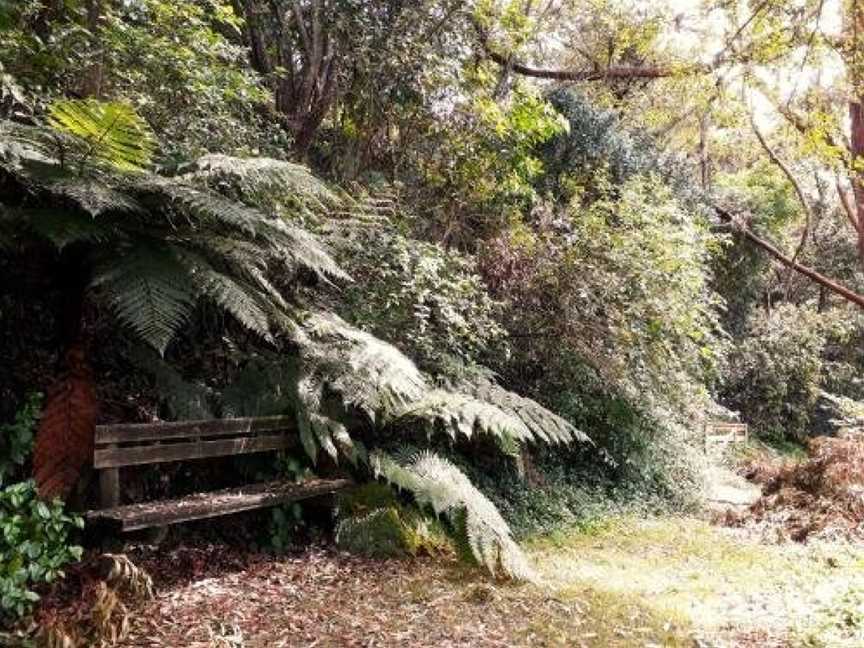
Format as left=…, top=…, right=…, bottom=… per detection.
left=0, top=103, right=350, bottom=354
left=371, top=450, right=535, bottom=581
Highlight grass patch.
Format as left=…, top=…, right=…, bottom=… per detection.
left=527, top=515, right=864, bottom=645
left=532, top=585, right=693, bottom=647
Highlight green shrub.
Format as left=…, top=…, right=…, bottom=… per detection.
left=334, top=483, right=451, bottom=558
left=722, top=305, right=827, bottom=442
left=0, top=481, right=83, bottom=624
left=465, top=442, right=701, bottom=540
left=0, top=393, right=41, bottom=486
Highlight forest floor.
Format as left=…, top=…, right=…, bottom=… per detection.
left=95, top=510, right=864, bottom=648
left=89, top=455, right=860, bottom=648
left=28, top=457, right=864, bottom=648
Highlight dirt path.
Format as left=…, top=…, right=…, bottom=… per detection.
left=704, top=463, right=761, bottom=513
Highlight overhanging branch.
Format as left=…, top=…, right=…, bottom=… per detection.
left=713, top=203, right=864, bottom=310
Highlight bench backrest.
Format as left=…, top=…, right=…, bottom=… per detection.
left=93, top=415, right=297, bottom=469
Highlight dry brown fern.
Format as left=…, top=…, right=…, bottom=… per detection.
left=99, top=554, right=155, bottom=601
left=33, top=346, right=98, bottom=500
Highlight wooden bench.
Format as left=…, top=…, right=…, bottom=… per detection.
left=85, top=415, right=351, bottom=533
left=704, top=422, right=749, bottom=454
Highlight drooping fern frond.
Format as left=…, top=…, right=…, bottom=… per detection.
left=390, top=390, right=540, bottom=445
left=92, top=244, right=197, bottom=355
left=185, top=154, right=340, bottom=220
left=44, top=178, right=145, bottom=218
left=174, top=248, right=274, bottom=342
left=297, top=311, right=429, bottom=422
left=128, top=178, right=349, bottom=283
left=371, top=450, right=535, bottom=581
left=290, top=312, right=589, bottom=463
left=46, top=99, right=155, bottom=172
left=460, top=377, right=591, bottom=446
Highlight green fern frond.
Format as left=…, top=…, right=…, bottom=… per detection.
left=131, top=179, right=349, bottom=282
left=298, top=312, right=428, bottom=422
left=390, top=389, right=536, bottom=444
left=275, top=221, right=351, bottom=283
left=461, top=378, right=591, bottom=445
left=0, top=120, right=60, bottom=167
left=371, top=450, right=535, bottom=581
left=131, top=178, right=262, bottom=236
left=27, top=207, right=118, bottom=249
left=44, top=178, right=144, bottom=217
left=291, top=313, right=588, bottom=462
left=175, top=249, right=274, bottom=341
left=186, top=154, right=339, bottom=216
left=193, top=236, right=287, bottom=310
left=93, top=243, right=197, bottom=354
left=46, top=99, right=155, bottom=172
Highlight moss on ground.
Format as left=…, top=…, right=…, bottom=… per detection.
left=528, top=516, right=864, bottom=646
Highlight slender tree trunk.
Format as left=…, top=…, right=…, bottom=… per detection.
left=699, top=113, right=710, bottom=190
left=850, top=99, right=864, bottom=262
left=846, top=0, right=864, bottom=265
left=81, top=0, right=104, bottom=98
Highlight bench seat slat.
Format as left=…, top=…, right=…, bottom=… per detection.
left=85, top=478, right=352, bottom=532
left=95, top=415, right=296, bottom=445
left=93, top=433, right=296, bottom=468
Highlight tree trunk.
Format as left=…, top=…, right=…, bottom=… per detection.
left=238, top=0, right=337, bottom=157
left=850, top=99, right=864, bottom=263
left=699, top=113, right=710, bottom=190
left=81, top=0, right=105, bottom=98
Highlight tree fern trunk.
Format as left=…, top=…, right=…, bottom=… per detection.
left=57, top=244, right=90, bottom=350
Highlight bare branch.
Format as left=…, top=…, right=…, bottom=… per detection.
left=837, top=176, right=859, bottom=230
left=750, top=114, right=811, bottom=268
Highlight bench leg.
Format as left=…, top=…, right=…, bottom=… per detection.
left=100, top=467, right=120, bottom=509
left=145, top=525, right=170, bottom=546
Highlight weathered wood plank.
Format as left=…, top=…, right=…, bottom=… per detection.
left=93, top=433, right=296, bottom=468
left=95, top=415, right=296, bottom=445
left=85, top=479, right=353, bottom=531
